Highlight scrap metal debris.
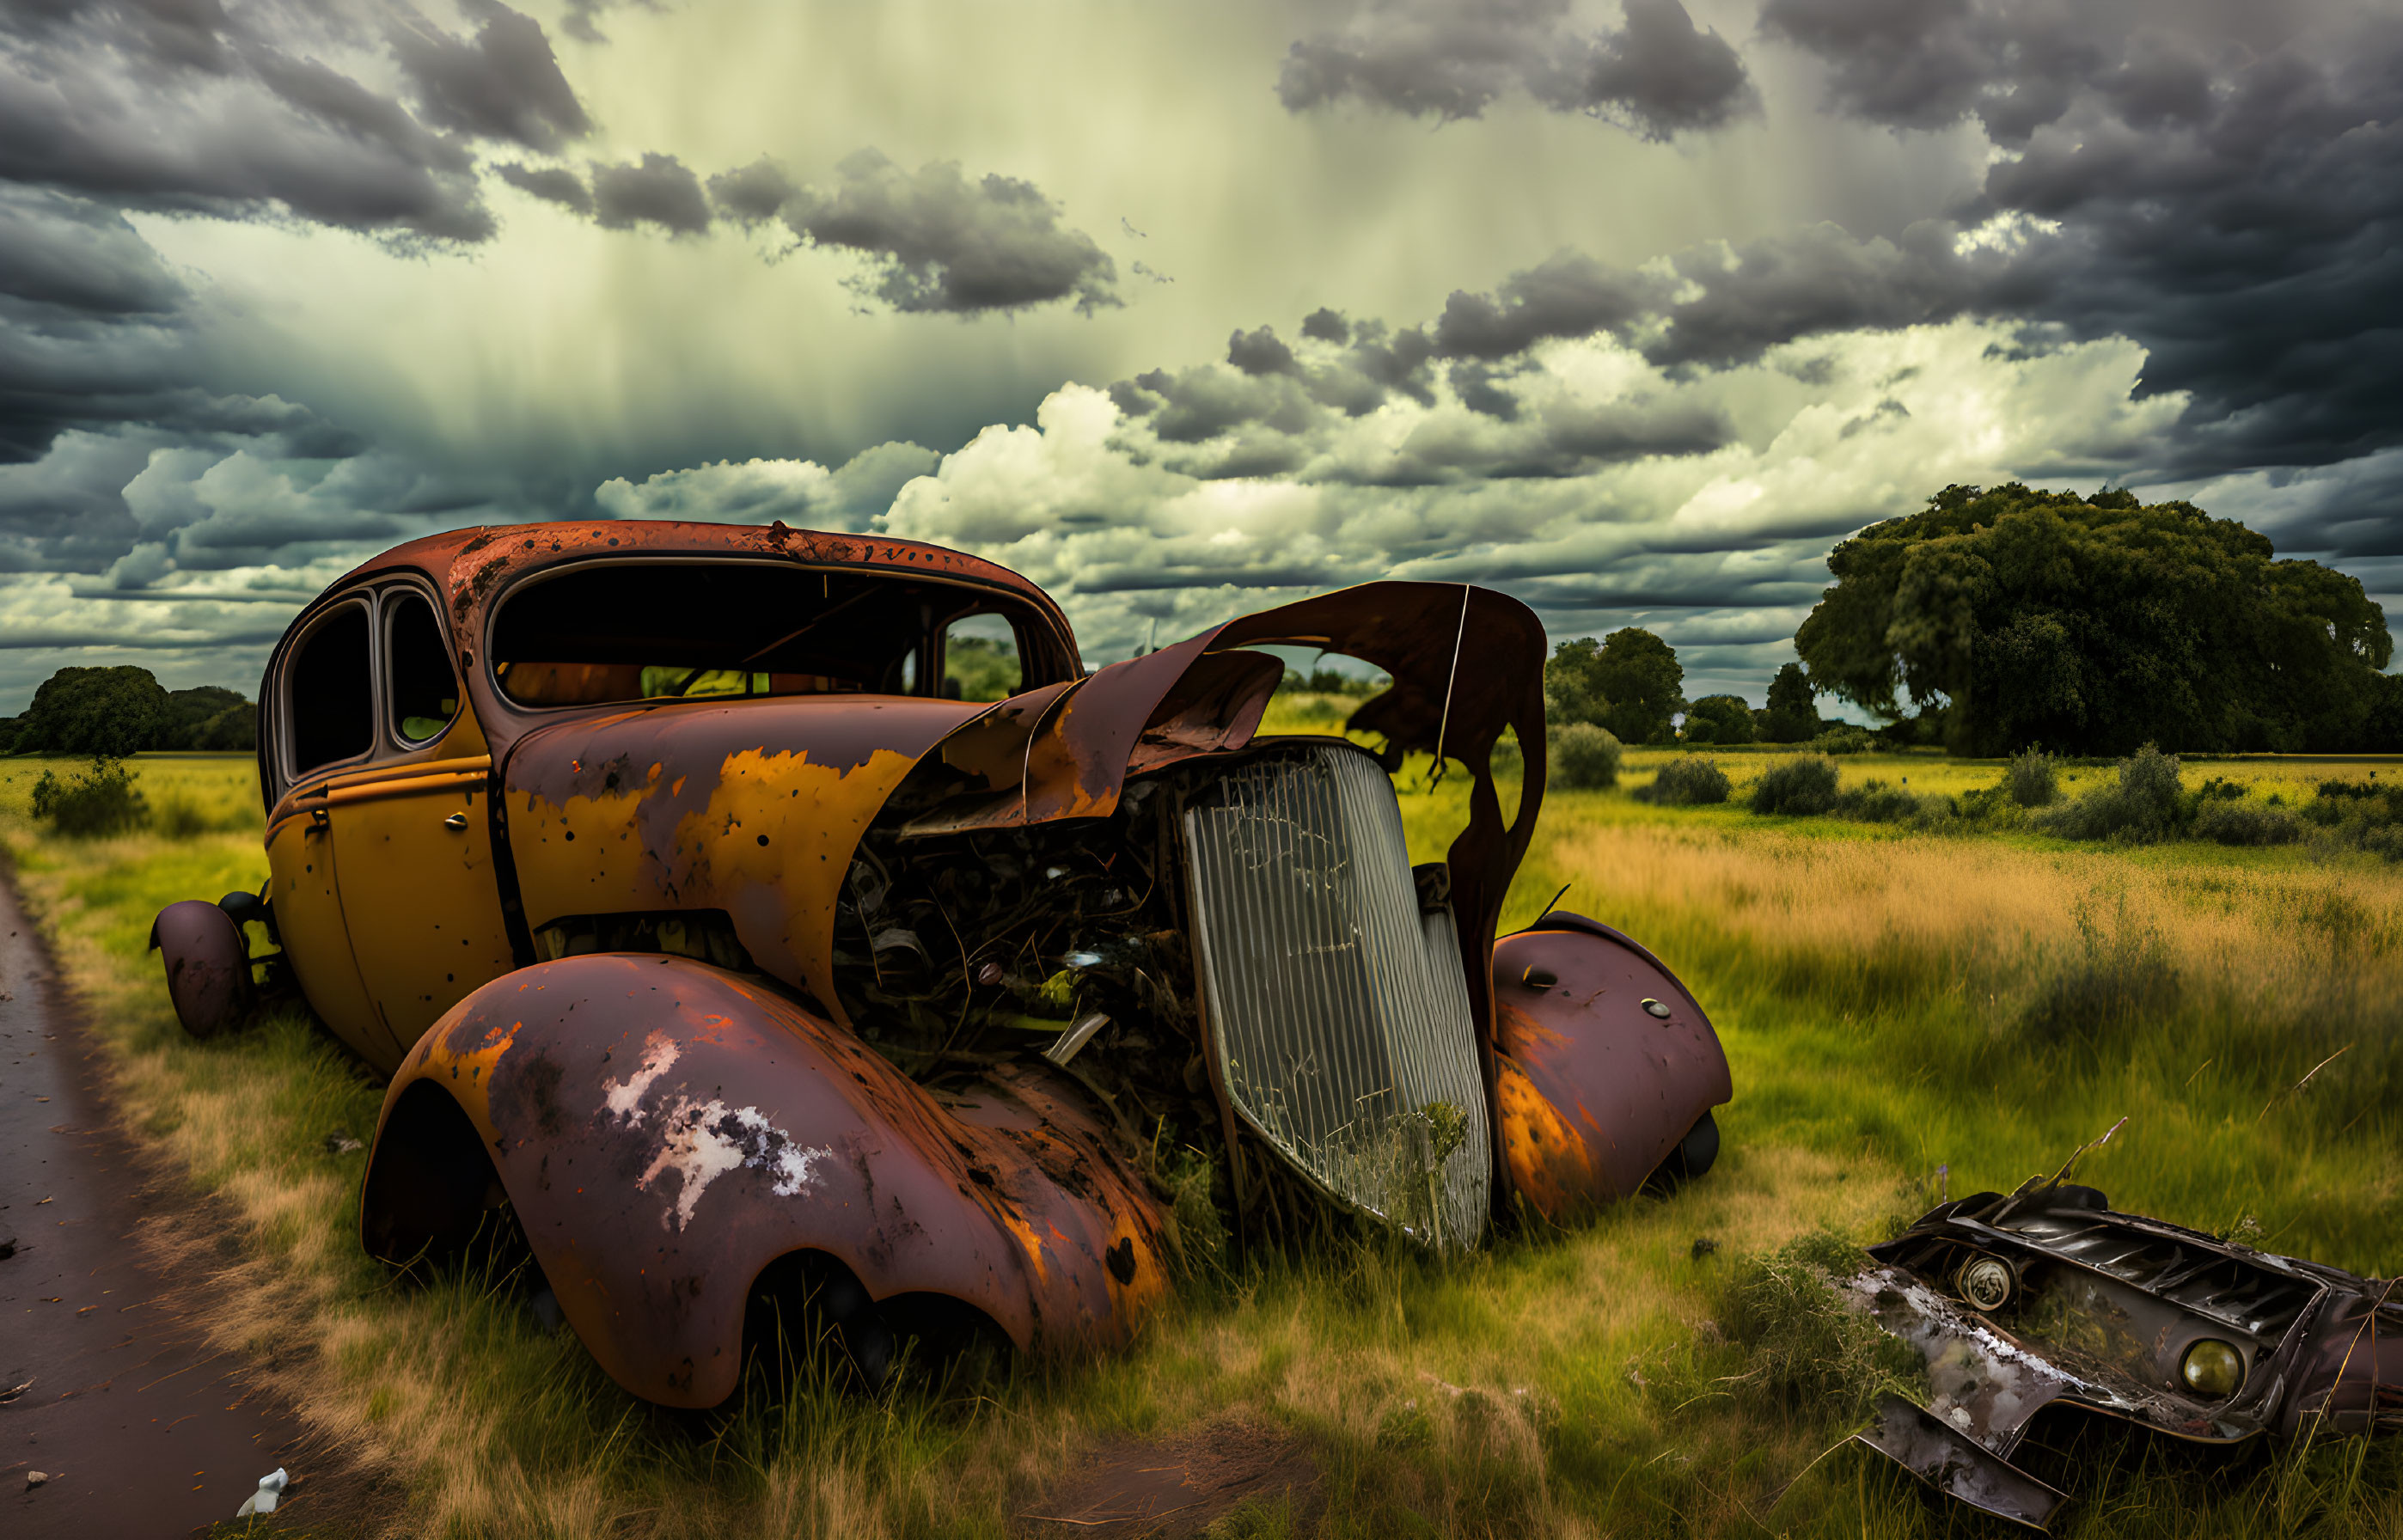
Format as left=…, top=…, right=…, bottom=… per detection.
left=1845, top=1169, right=2403, bottom=1531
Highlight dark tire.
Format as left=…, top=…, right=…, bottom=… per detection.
left=1645, top=1109, right=1722, bottom=1193
left=149, top=899, right=255, bottom=1041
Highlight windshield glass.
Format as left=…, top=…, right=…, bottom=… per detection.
left=490, top=561, right=1043, bottom=708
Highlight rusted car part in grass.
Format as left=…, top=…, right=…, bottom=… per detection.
left=151, top=520, right=1733, bottom=1408
left=1847, top=1181, right=2403, bottom=1531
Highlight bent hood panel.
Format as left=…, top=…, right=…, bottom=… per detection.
left=502, top=696, right=985, bottom=1015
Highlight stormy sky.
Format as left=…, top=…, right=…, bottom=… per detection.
left=3, top=0, right=2400, bottom=711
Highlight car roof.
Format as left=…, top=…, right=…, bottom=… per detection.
left=329, top=519, right=1075, bottom=650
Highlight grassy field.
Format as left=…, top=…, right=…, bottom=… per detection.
left=3, top=741, right=2400, bottom=1539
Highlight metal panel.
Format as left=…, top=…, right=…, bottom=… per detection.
left=1183, top=745, right=1490, bottom=1245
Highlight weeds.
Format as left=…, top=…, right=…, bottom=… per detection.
left=1713, top=1231, right=1923, bottom=1425
left=2017, top=895, right=2183, bottom=1044
left=2193, top=801, right=2304, bottom=846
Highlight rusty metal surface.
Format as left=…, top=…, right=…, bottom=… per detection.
left=1855, top=1392, right=2065, bottom=1531
left=502, top=696, right=987, bottom=1024
left=1849, top=1184, right=2403, bottom=1530
left=1488, top=914, right=1731, bottom=1218
left=361, top=953, right=1169, bottom=1408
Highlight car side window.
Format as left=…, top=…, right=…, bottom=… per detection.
left=386, top=590, right=460, bottom=745
left=942, top=614, right=1022, bottom=701
left=288, top=602, right=374, bottom=776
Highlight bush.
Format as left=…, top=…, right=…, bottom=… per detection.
left=1550, top=723, right=1622, bottom=790
left=29, top=758, right=150, bottom=837
left=2192, top=801, right=2303, bottom=846
left=151, top=791, right=214, bottom=840
left=1750, top=755, right=1840, bottom=816
left=1831, top=779, right=1921, bottom=823
left=2033, top=742, right=2183, bottom=842
left=1808, top=725, right=1874, bottom=755
left=1635, top=755, right=1729, bottom=805
left=2004, top=748, right=2059, bottom=808
left=1717, top=1231, right=1923, bottom=1423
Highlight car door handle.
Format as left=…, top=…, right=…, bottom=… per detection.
left=443, top=812, right=468, bottom=831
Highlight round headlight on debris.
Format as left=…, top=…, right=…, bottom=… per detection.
left=2180, top=1339, right=2244, bottom=1398
left=1960, top=1256, right=2013, bottom=1311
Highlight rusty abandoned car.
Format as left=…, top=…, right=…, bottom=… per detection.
left=150, top=521, right=1733, bottom=1407
left=1850, top=1175, right=2402, bottom=1531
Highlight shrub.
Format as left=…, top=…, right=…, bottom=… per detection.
left=30, top=758, right=149, bottom=837
left=2018, top=896, right=2181, bottom=1042
left=1635, top=755, right=1728, bottom=805
left=1550, top=723, right=1622, bottom=790
left=2003, top=748, right=2059, bottom=808
left=1831, top=779, right=1920, bottom=822
left=152, top=791, right=213, bottom=840
left=2192, top=801, right=2303, bottom=846
left=1751, top=755, right=1839, bottom=816
left=1717, top=1231, right=1923, bottom=1423
left=1809, top=725, right=1874, bottom=755
left=2033, top=742, right=2183, bottom=842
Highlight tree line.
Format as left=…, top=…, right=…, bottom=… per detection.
left=1545, top=631, right=1824, bottom=747
left=1545, top=484, right=2402, bottom=757
left=2, top=667, right=256, bottom=756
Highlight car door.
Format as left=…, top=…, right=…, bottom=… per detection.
left=264, top=593, right=388, bottom=1064
left=321, top=583, right=520, bottom=1065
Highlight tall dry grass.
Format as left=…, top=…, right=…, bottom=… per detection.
left=3, top=754, right=2399, bottom=1538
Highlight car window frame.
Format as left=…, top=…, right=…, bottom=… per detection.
left=277, top=592, right=381, bottom=789
left=478, top=555, right=1066, bottom=717
left=381, top=581, right=464, bottom=751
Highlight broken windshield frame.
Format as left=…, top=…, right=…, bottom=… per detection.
left=483, top=557, right=1063, bottom=711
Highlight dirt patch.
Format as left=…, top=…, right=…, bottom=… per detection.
left=0, top=871, right=388, bottom=1537
left=1016, top=1417, right=1319, bottom=1538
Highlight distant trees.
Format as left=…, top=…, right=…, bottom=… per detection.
left=1681, top=694, right=1755, bottom=744
left=3, top=667, right=254, bottom=755
left=1795, top=484, right=2400, bottom=755
left=1545, top=629, right=1685, bottom=745
left=1760, top=663, right=1819, bottom=742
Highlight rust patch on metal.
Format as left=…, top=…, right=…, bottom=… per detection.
left=364, top=954, right=1167, bottom=1408
left=1490, top=917, right=1731, bottom=1212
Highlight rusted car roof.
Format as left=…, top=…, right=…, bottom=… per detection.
left=326, top=520, right=1079, bottom=663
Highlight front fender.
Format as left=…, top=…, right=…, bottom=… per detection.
left=360, top=954, right=1169, bottom=1407
left=1490, top=914, right=1732, bottom=1219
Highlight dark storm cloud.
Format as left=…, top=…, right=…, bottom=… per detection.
left=1279, top=0, right=1755, bottom=139
left=0, top=0, right=499, bottom=241
left=706, top=156, right=798, bottom=226
left=763, top=150, right=1120, bottom=316
left=1751, top=1, right=2403, bottom=475
left=389, top=0, right=591, bottom=153
left=494, top=162, right=592, bottom=215
left=590, top=153, right=712, bottom=234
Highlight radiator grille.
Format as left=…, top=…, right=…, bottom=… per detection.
left=1183, top=745, right=1491, bottom=1245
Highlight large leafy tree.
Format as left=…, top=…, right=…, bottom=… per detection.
left=9, top=666, right=171, bottom=757
left=1795, top=485, right=2394, bottom=755
left=159, top=686, right=249, bottom=749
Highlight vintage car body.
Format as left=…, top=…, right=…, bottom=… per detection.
left=154, top=521, right=1733, bottom=1407
left=1850, top=1181, right=2403, bottom=1530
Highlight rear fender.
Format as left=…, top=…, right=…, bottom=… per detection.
left=360, top=953, right=1170, bottom=1407
left=1490, top=913, right=1731, bottom=1219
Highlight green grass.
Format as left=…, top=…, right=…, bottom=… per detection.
left=7, top=749, right=2401, bottom=1538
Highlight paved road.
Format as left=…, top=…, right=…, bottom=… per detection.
left=0, top=875, right=311, bottom=1537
